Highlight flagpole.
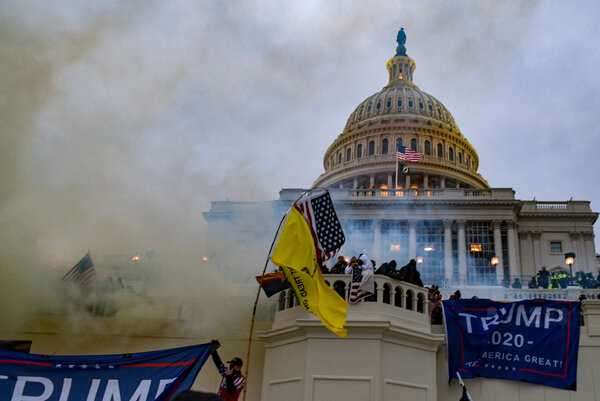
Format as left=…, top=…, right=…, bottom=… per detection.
left=242, top=190, right=311, bottom=401
left=395, top=154, right=399, bottom=191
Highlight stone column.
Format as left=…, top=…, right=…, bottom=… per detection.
left=373, top=219, right=382, bottom=261
left=493, top=221, right=504, bottom=285
left=444, top=220, right=453, bottom=282
left=585, top=234, right=597, bottom=273
left=579, top=234, right=589, bottom=271
left=440, top=177, right=446, bottom=189
left=570, top=233, right=580, bottom=271
left=405, top=175, right=411, bottom=190
left=387, top=174, right=393, bottom=189
left=369, top=175, right=375, bottom=189
left=457, top=220, right=467, bottom=284
left=532, top=233, right=542, bottom=270
left=408, top=220, right=417, bottom=260
left=506, top=222, right=519, bottom=280
left=353, top=177, right=358, bottom=189
left=423, top=174, right=429, bottom=189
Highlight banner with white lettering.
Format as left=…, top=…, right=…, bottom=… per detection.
left=443, top=299, right=580, bottom=390
left=0, top=343, right=216, bottom=401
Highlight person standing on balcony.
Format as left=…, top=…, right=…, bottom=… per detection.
left=330, top=256, right=348, bottom=274
left=537, top=267, right=550, bottom=289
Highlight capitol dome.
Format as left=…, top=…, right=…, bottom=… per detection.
left=313, top=30, right=488, bottom=191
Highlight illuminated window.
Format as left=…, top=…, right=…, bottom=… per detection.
left=382, top=138, right=389, bottom=154
left=466, top=222, right=495, bottom=285
left=470, top=243, right=483, bottom=253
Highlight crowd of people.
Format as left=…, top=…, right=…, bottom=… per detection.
left=325, top=255, right=424, bottom=287
left=508, top=267, right=600, bottom=290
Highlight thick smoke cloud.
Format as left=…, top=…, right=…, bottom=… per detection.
left=1, top=1, right=599, bottom=338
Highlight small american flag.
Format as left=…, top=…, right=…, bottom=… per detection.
left=63, top=253, right=95, bottom=287
left=294, top=189, right=345, bottom=263
left=396, top=146, right=423, bottom=162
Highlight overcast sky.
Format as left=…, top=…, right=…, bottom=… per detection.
left=2, top=0, right=600, bottom=264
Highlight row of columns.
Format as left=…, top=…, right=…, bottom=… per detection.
left=351, top=174, right=452, bottom=189
left=520, top=231, right=596, bottom=273
left=370, top=220, right=519, bottom=284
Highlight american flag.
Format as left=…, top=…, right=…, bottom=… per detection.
left=294, top=189, right=345, bottom=263
left=63, top=253, right=96, bottom=287
left=396, top=145, right=423, bottom=162
left=349, top=265, right=373, bottom=304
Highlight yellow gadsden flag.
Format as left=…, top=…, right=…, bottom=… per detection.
left=270, top=207, right=348, bottom=337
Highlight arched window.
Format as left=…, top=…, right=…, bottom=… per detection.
left=386, top=98, right=392, bottom=110
left=449, top=147, right=454, bottom=161
left=357, top=144, right=363, bottom=159
left=337, top=152, right=342, bottom=164
left=278, top=291, right=286, bottom=311
left=368, top=140, right=375, bottom=156
left=437, top=143, right=443, bottom=158
left=396, top=137, right=403, bottom=152
left=467, top=155, right=471, bottom=169
left=346, top=148, right=351, bottom=162
left=376, top=101, right=381, bottom=111
left=287, top=290, right=296, bottom=308
left=397, top=98, right=403, bottom=110
left=382, top=138, right=389, bottom=154
left=458, top=152, right=463, bottom=164
left=424, top=140, right=431, bottom=155
left=410, top=138, right=417, bottom=151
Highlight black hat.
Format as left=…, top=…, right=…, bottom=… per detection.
left=227, top=357, right=243, bottom=367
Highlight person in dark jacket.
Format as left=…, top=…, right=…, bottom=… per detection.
left=397, top=259, right=423, bottom=287
left=537, top=267, right=550, bottom=289
left=330, top=256, right=348, bottom=274
left=511, top=278, right=522, bottom=289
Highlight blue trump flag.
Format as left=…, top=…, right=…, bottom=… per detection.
left=443, top=299, right=580, bottom=390
left=0, top=343, right=216, bottom=401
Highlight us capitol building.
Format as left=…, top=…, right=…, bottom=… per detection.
left=206, top=30, right=598, bottom=287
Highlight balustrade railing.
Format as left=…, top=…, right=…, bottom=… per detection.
left=277, top=274, right=429, bottom=315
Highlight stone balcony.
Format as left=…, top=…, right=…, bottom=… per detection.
left=272, top=274, right=431, bottom=333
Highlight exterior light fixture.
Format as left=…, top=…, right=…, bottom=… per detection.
left=390, top=244, right=401, bottom=252
left=564, top=252, right=575, bottom=277
left=131, top=255, right=141, bottom=263
left=424, top=245, right=434, bottom=252
left=202, top=256, right=209, bottom=262
left=470, top=243, right=482, bottom=253
left=490, top=256, right=499, bottom=267
left=416, top=256, right=424, bottom=264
